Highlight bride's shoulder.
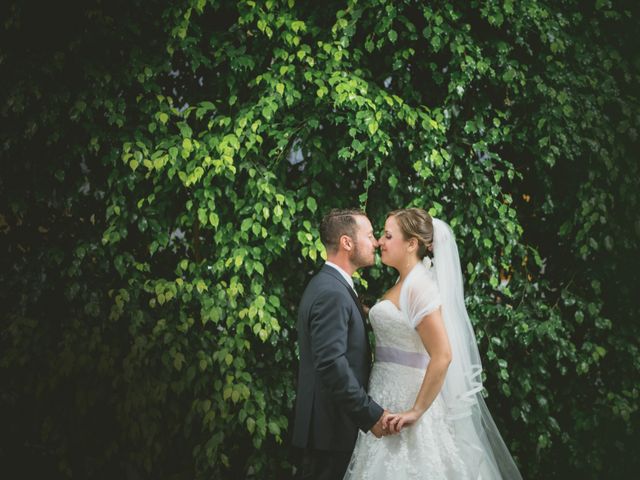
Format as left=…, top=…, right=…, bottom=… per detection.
left=404, top=262, right=439, bottom=294
left=410, top=260, right=436, bottom=281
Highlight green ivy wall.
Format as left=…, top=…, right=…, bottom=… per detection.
left=1, top=0, right=638, bottom=478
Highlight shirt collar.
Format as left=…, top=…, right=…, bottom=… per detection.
left=324, top=261, right=355, bottom=292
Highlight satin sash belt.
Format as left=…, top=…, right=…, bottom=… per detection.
left=375, top=346, right=429, bottom=369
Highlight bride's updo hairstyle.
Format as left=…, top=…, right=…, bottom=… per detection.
left=388, top=208, right=434, bottom=259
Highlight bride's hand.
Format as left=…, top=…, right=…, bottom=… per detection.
left=383, top=408, right=423, bottom=433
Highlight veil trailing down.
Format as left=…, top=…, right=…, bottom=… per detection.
left=423, top=218, right=522, bottom=479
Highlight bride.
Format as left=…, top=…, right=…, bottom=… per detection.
left=344, top=208, right=522, bottom=479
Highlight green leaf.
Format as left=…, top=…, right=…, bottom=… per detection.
left=241, top=218, right=252, bottom=231
left=196, top=280, right=207, bottom=294
left=269, top=295, right=280, bottom=307
left=254, top=262, right=264, bottom=275
left=306, top=197, right=317, bottom=213
left=247, top=417, right=256, bottom=433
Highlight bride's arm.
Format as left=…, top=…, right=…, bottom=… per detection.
left=384, top=307, right=452, bottom=433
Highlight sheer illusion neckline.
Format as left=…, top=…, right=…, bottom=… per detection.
left=377, top=263, right=424, bottom=313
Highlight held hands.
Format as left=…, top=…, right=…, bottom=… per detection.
left=371, top=408, right=423, bottom=438
left=370, top=410, right=396, bottom=438
left=382, top=408, right=424, bottom=434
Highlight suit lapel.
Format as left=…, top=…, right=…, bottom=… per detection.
left=320, top=265, right=374, bottom=363
left=320, top=265, right=366, bottom=321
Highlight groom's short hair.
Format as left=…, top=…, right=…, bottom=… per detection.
left=320, top=208, right=366, bottom=253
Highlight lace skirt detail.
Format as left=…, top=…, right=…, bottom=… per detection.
left=344, top=362, right=470, bottom=480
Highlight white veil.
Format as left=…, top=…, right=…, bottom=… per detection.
left=429, top=217, right=522, bottom=479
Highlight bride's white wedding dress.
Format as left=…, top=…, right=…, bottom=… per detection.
left=345, top=217, right=522, bottom=479
left=344, top=298, right=470, bottom=479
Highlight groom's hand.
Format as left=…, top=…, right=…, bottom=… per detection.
left=370, top=410, right=392, bottom=438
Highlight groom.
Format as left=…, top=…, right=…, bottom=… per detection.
left=292, top=209, right=389, bottom=480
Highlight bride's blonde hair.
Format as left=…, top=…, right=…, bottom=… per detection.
left=387, top=208, right=434, bottom=259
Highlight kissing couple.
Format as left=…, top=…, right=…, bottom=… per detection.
left=292, top=208, right=522, bottom=479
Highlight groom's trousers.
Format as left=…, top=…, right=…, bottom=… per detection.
left=298, top=448, right=351, bottom=480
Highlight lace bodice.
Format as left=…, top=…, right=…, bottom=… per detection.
left=370, top=299, right=428, bottom=354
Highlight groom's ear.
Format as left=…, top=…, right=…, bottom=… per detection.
left=340, top=234, right=353, bottom=251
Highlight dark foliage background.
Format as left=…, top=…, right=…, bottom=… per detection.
left=1, top=0, right=638, bottom=478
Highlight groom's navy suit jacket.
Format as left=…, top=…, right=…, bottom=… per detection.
left=292, top=264, right=383, bottom=452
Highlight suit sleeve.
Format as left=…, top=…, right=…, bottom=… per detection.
left=308, top=291, right=384, bottom=432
